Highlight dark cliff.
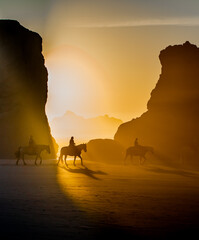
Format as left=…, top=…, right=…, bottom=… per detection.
left=115, top=42, right=199, bottom=167
left=0, top=20, right=57, bottom=158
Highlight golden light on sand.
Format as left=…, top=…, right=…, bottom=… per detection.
left=56, top=164, right=98, bottom=210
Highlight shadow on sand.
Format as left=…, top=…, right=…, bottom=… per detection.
left=144, top=165, right=199, bottom=178
left=59, top=165, right=107, bottom=180
left=0, top=159, right=58, bottom=167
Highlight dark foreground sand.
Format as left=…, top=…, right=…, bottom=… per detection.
left=0, top=159, right=199, bottom=239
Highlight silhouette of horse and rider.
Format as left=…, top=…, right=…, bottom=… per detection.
left=124, top=138, right=154, bottom=165
left=57, top=136, right=87, bottom=167
left=15, top=135, right=50, bottom=165
left=15, top=135, right=151, bottom=166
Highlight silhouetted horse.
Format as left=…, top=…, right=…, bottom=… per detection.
left=124, top=145, right=154, bottom=165
left=15, top=145, right=50, bottom=165
left=57, top=144, right=87, bottom=166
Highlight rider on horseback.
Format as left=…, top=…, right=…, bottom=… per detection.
left=29, top=135, right=36, bottom=151
left=69, top=136, right=76, bottom=154
left=29, top=135, right=35, bottom=146
left=69, top=136, right=75, bottom=146
left=134, top=138, right=139, bottom=147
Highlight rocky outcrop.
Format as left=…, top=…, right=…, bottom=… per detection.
left=0, top=20, right=57, bottom=158
left=115, top=42, right=199, bottom=167
left=83, top=139, right=125, bottom=164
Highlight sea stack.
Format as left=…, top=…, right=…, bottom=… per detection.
left=0, top=20, right=57, bottom=158
left=115, top=41, right=199, bottom=167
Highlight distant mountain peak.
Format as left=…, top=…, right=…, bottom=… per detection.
left=64, top=110, right=78, bottom=117
left=50, top=111, right=123, bottom=140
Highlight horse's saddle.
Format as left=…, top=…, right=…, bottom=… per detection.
left=68, top=145, right=76, bottom=155
left=28, top=145, right=37, bottom=153
left=133, top=145, right=143, bottom=153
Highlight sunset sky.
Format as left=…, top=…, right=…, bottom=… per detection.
left=1, top=0, right=199, bottom=121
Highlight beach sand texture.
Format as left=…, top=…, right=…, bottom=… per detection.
left=0, top=159, right=199, bottom=239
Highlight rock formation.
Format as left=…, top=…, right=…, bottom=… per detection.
left=115, top=42, right=199, bottom=167
left=83, top=139, right=125, bottom=164
left=0, top=20, right=57, bottom=158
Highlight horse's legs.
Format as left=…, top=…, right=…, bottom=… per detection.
left=35, top=155, right=38, bottom=165
left=64, top=155, right=68, bottom=166
left=57, top=154, right=62, bottom=165
left=80, top=155, right=83, bottom=166
left=16, top=154, right=20, bottom=165
left=141, top=156, right=146, bottom=165
left=76, top=155, right=83, bottom=166
left=16, top=157, right=20, bottom=165
left=57, top=157, right=60, bottom=165
left=124, top=153, right=129, bottom=165
left=22, top=154, right=26, bottom=165
left=40, top=156, right=42, bottom=165
left=73, top=156, right=76, bottom=166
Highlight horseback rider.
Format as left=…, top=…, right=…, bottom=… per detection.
left=69, top=136, right=76, bottom=153
left=69, top=136, right=75, bottom=147
left=29, top=135, right=36, bottom=151
left=134, top=138, right=139, bottom=147
left=29, top=135, right=36, bottom=147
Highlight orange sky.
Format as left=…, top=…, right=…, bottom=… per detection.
left=2, top=1, right=199, bottom=122
left=43, top=1, right=199, bottom=122
left=45, top=24, right=199, bottom=122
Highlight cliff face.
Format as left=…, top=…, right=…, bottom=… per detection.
left=0, top=20, right=57, bottom=158
left=115, top=42, right=199, bottom=166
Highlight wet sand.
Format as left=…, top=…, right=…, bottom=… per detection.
left=0, top=159, right=199, bottom=239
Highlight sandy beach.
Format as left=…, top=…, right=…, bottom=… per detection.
left=0, top=158, right=199, bottom=239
